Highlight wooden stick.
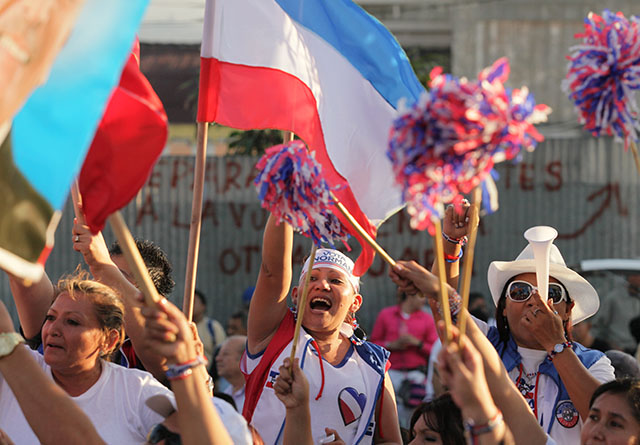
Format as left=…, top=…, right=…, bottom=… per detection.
left=289, top=244, right=318, bottom=368
left=108, top=211, right=161, bottom=307
left=182, top=122, right=209, bottom=321
left=433, top=219, right=452, bottom=344
left=329, top=192, right=396, bottom=267
left=283, top=131, right=294, bottom=143
left=457, top=188, right=482, bottom=346
left=71, top=180, right=83, bottom=220
left=630, top=140, right=640, bottom=176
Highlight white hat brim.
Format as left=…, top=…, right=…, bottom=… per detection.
left=487, top=259, right=599, bottom=325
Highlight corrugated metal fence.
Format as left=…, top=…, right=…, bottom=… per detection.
left=2, top=133, right=639, bottom=333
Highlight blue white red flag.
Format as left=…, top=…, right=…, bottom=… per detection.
left=0, top=0, right=150, bottom=281
left=197, top=0, right=424, bottom=274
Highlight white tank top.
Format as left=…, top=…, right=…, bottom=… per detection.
left=244, top=332, right=376, bottom=445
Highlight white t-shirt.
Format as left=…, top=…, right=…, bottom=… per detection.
left=222, top=384, right=246, bottom=413
left=0, top=349, right=173, bottom=444
left=212, top=397, right=252, bottom=445
left=244, top=338, right=371, bottom=445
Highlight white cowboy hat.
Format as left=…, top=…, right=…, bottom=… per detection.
left=487, top=242, right=599, bottom=325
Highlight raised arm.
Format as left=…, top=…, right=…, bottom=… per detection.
left=438, top=324, right=512, bottom=445
left=7, top=271, right=54, bottom=339
left=72, top=217, right=166, bottom=380
left=389, top=260, right=455, bottom=327
left=462, top=316, right=550, bottom=443
left=273, top=357, right=314, bottom=445
left=141, top=298, right=233, bottom=445
left=432, top=202, right=474, bottom=291
left=0, top=300, right=105, bottom=445
left=247, top=213, right=293, bottom=354
left=525, top=290, right=609, bottom=420
left=390, top=260, right=549, bottom=444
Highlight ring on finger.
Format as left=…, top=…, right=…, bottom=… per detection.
left=553, top=310, right=559, bottom=315
left=74, top=235, right=80, bottom=242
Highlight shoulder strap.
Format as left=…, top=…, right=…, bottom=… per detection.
left=242, top=310, right=295, bottom=423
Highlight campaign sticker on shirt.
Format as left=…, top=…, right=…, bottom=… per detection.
left=555, top=400, right=579, bottom=428
left=265, top=370, right=279, bottom=388
left=338, top=387, right=366, bottom=426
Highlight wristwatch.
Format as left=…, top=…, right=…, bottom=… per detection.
left=549, top=341, right=572, bottom=360
left=0, top=333, right=25, bottom=358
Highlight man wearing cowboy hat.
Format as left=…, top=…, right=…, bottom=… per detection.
left=461, top=226, right=614, bottom=444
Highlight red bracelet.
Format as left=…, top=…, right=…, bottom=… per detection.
left=444, top=250, right=463, bottom=263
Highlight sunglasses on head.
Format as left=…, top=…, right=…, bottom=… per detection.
left=147, top=423, right=181, bottom=445
left=506, top=280, right=567, bottom=304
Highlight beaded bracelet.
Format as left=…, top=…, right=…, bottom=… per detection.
left=436, top=290, right=462, bottom=324
left=444, top=249, right=463, bottom=263
left=442, top=232, right=468, bottom=246
left=166, top=356, right=207, bottom=381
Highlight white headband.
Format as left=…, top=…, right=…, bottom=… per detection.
left=299, top=248, right=360, bottom=292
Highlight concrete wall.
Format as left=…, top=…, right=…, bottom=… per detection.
left=2, top=133, right=639, bottom=333
left=451, top=0, right=639, bottom=124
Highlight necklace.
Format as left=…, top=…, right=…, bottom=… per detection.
left=515, top=363, right=540, bottom=420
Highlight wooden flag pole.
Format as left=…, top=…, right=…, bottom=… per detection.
left=630, top=140, right=640, bottom=176
left=108, top=211, right=161, bottom=307
left=433, top=218, right=453, bottom=344
left=182, top=121, right=209, bottom=321
left=289, top=243, right=318, bottom=368
left=456, top=188, right=482, bottom=346
left=71, top=181, right=83, bottom=219
left=329, top=192, right=396, bottom=267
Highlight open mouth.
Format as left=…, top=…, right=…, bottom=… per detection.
left=309, top=297, right=332, bottom=311
left=46, top=343, right=64, bottom=350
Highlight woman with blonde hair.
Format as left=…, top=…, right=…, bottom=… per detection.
left=0, top=270, right=174, bottom=444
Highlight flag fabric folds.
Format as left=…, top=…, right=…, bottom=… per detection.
left=197, top=0, right=424, bottom=275
left=79, top=39, right=168, bottom=234
left=0, top=0, right=151, bottom=281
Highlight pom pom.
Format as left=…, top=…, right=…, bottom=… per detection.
left=563, top=10, right=640, bottom=149
left=254, top=140, right=349, bottom=247
left=388, top=58, right=550, bottom=232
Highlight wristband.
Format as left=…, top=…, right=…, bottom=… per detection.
left=464, top=410, right=503, bottom=441
left=436, top=290, right=462, bottom=324
left=166, top=356, right=206, bottom=381
left=442, top=232, right=468, bottom=246
left=444, top=249, right=463, bottom=263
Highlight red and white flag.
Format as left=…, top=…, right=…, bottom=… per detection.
left=197, top=0, right=424, bottom=274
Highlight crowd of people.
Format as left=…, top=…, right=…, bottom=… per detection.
left=1, top=204, right=639, bottom=445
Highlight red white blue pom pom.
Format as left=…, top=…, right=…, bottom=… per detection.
left=388, top=58, right=550, bottom=232
left=254, top=140, right=349, bottom=247
left=564, top=10, right=640, bottom=149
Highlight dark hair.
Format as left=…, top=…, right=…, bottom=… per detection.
left=590, top=378, right=640, bottom=423
left=409, top=394, right=465, bottom=445
left=495, top=275, right=573, bottom=352
left=109, top=239, right=175, bottom=297
left=605, top=350, right=640, bottom=380
left=230, top=310, right=248, bottom=327
left=55, top=269, right=125, bottom=359
left=194, top=289, right=207, bottom=307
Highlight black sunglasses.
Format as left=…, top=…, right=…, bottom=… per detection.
left=147, top=423, right=181, bottom=445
